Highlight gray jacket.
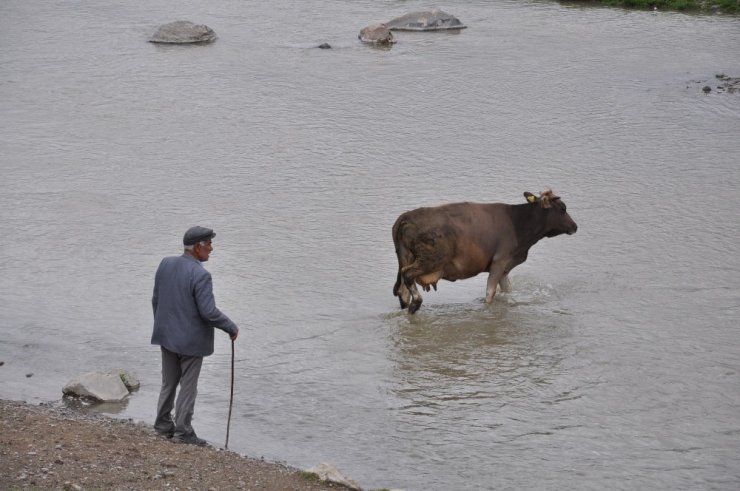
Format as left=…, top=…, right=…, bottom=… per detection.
left=151, top=254, right=238, bottom=356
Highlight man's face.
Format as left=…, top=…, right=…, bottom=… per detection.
left=194, top=240, right=213, bottom=262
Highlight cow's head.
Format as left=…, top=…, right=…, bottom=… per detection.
left=524, top=190, right=578, bottom=237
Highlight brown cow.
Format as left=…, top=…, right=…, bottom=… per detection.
left=392, top=190, right=577, bottom=313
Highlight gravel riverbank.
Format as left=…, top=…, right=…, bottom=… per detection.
left=0, top=399, right=351, bottom=490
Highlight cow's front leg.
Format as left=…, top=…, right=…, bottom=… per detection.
left=485, top=265, right=506, bottom=303
left=498, top=273, right=512, bottom=293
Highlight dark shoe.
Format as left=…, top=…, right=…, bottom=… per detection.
left=155, top=429, right=174, bottom=439
left=172, top=433, right=208, bottom=446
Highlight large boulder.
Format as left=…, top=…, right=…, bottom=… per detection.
left=149, top=21, right=217, bottom=44
left=63, top=370, right=137, bottom=402
left=385, top=9, right=466, bottom=31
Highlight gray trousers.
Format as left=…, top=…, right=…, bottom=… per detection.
left=154, top=347, right=203, bottom=438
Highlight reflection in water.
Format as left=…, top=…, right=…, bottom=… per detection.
left=62, top=395, right=130, bottom=416
left=387, top=301, right=569, bottom=417
left=381, top=300, right=593, bottom=488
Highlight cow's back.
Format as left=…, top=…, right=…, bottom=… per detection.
left=398, top=202, right=511, bottom=241
left=394, top=202, right=515, bottom=279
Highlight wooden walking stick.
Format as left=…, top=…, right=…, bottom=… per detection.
left=225, top=338, right=235, bottom=449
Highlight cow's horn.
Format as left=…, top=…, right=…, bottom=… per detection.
left=541, top=189, right=557, bottom=205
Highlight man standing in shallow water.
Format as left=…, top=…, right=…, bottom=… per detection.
left=151, top=226, right=239, bottom=446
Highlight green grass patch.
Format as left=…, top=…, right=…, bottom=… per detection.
left=559, top=0, right=739, bottom=14
left=299, top=471, right=321, bottom=482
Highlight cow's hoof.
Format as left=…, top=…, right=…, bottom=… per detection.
left=408, top=301, right=421, bottom=314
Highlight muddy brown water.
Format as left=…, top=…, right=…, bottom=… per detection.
left=1, top=1, right=739, bottom=489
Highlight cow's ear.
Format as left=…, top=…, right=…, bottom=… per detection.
left=524, top=192, right=537, bottom=204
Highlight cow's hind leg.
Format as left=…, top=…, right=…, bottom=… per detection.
left=394, top=270, right=411, bottom=309
left=406, top=281, right=422, bottom=314
left=401, top=263, right=424, bottom=314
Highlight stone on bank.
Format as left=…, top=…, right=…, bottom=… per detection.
left=62, top=369, right=139, bottom=402
left=304, top=463, right=361, bottom=490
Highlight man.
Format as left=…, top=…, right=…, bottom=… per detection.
left=151, top=226, right=239, bottom=446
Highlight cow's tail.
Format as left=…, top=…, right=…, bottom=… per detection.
left=392, top=215, right=415, bottom=302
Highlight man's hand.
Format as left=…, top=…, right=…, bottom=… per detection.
left=230, top=329, right=239, bottom=341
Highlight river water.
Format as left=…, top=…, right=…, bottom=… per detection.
left=1, top=1, right=739, bottom=489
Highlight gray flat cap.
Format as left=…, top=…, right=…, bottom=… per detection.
left=183, top=226, right=216, bottom=246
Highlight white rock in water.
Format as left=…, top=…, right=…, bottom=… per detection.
left=149, top=21, right=217, bottom=44
left=385, top=9, right=466, bottom=31
left=63, top=372, right=130, bottom=402
left=305, top=463, right=361, bottom=490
